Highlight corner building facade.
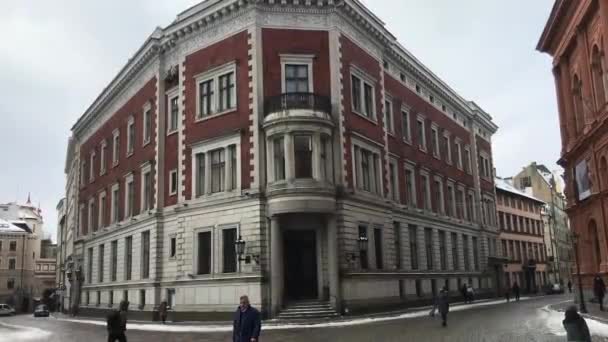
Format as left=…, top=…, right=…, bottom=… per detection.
left=69, top=0, right=500, bottom=320
left=538, top=0, right=608, bottom=293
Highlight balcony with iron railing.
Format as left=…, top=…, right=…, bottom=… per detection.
left=263, top=93, right=332, bottom=124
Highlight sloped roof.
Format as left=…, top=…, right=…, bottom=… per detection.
left=495, top=177, right=545, bottom=204
left=0, top=218, right=27, bottom=233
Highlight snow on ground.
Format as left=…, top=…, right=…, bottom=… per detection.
left=541, top=302, right=608, bottom=338
left=56, top=297, right=533, bottom=333
left=0, top=321, right=52, bottom=341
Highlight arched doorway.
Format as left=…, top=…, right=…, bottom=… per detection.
left=589, top=220, right=601, bottom=273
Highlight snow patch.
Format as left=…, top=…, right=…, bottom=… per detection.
left=0, top=322, right=52, bottom=340
left=543, top=303, right=608, bottom=338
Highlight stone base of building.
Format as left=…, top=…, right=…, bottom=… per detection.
left=77, top=306, right=234, bottom=322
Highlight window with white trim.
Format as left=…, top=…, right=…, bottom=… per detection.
left=281, top=55, right=314, bottom=93
left=294, top=135, right=313, bottom=179
left=192, top=134, right=240, bottom=197
left=125, top=174, right=134, bottom=218
left=431, top=125, right=440, bottom=158
left=351, top=69, right=376, bottom=120
left=89, top=151, right=96, bottom=183
left=479, top=152, right=491, bottom=179
left=384, top=97, right=394, bottom=134
left=447, top=182, right=456, bottom=217
left=112, top=129, right=120, bottom=166
left=433, top=176, right=445, bottom=215
left=388, top=158, right=399, bottom=202
left=443, top=132, right=452, bottom=165
left=464, top=146, right=472, bottom=174
left=98, top=191, right=106, bottom=229
left=111, top=183, right=120, bottom=224
left=457, top=186, right=466, bottom=220
left=81, top=161, right=86, bottom=186
left=88, top=197, right=95, bottom=233
left=143, top=103, right=152, bottom=145
left=455, top=139, right=463, bottom=170
left=417, top=116, right=427, bottom=151
left=169, top=169, right=178, bottom=196
left=404, top=164, right=417, bottom=206
left=467, top=191, right=475, bottom=221
left=196, top=62, right=237, bottom=119
left=353, top=142, right=382, bottom=194
left=127, top=116, right=135, bottom=155
left=168, top=93, right=179, bottom=134
left=421, top=172, right=431, bottom=210
left=273, top=137, right=285, bottom=181
left=100, top=140, right=107, bottom=175
left=401, top=108, right=411, bottom=143
left=141, top=163, right=153, bottom=211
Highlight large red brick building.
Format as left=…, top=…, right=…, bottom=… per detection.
left=65, top=0, right=500, bottom=320
left=538, top=0, right=608, bottom=293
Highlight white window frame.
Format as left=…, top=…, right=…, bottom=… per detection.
left=433, top=175, right=445, bottom=215
left=431, top=124, right=440, bottom=158
left=384, top=95, right=395, bottom=135
left=468, top=190, right=476, bottom=222
left=447, top=180, right=457, bottom=217
left=191, top=133, right=241, bottom=199
left=141, top=163, right=153, bottom=212
left=194, top=61, right=237, bottom=121
left=443, top=131, right=452, bottom=165
left=79, top=203, right=85, bottom=235
left=388, top=158, right=399, bottom=202
left=417, top=115, right=427, bottom=152
left=193, top=226, right=214, bottom=276
left=404, top=162, right=417, bottom=207
left=480, top=151, right=491, bottom=179
left=219, top=224, right=240, bottom=274
left=98, top=191, right=106, bottom=229
left=127, top=115, right=135, bottom=156
left=351, top=137, right=383, bottom=196
left=88, top=197, right=95, bottom=232
left=142, top=102, right=152, bottom=146
left=350, top=66, right=377, bottom=121
left=464, top=145, right=472, bottom=174
left=124, top=173, right=134, bottom=219
left=89, top=151, right=96, bottom=183
left=167, top=88, right=179, bottom=135
left=457, top=185, right=467, bottom=221
left=420, top=170, right=432, bottom=211
left=169, top=169, right=178, bottom=196
left=401, top=106, right=412, bottom=143
left=110, top=183, right=120, bottom=224
left=280, top=54, right=314, bottom=93
left=455, top=139, right=463, bottom=170
left=112, top=129, right=120, bottom=167
left=100, top=140, right=107, bottom=176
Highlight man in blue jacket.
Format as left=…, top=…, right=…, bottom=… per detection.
left=233, top=295, right=261, bottom=342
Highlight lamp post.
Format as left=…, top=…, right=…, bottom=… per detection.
left=235, top=236, right=247, bottom=272
left=571, top=232, right=587, bottom=313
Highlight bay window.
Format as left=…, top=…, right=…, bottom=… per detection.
left=273, top=137, right=285, bottom=181
left=294, top=135, right=313, bottom=179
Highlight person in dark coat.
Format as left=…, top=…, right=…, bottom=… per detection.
left=594, top=274, right=606, bottom=311
left=505, top=287, right=511, bottom=303
left=563, top=306, right=591, bottom=342
left=460, top=284, right=468, bottom=303
left=434, top=287, right=450, bottom=327
left=512, top=282, right=520, bottom=301
left=233, top=295, right=261, bottom=342
left=159, top=301, right=168, bottom=324
left=568, top=280, right=573, bottom=294
left=107, top=300, right=129, bottom=342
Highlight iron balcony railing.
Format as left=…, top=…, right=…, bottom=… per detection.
left=264, top=92, right=331, bottom=117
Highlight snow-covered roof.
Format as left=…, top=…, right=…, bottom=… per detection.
left=495, top=177, right=545, bottom=204
left=0, top=218, right=27, bottom=233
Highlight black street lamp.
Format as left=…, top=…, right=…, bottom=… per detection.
left=235, top=236, right=248, bottom=270
left=571, top=232, right=587, bottom=313
left=357, top=236, right=369, bottom=253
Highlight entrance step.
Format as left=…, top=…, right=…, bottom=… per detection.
left=277, top=301, right=340, bottom=320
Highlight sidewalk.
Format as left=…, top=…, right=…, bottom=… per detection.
left=52, top=296, right=539, bottom=332
left=551, top=298, right=608, bottom=325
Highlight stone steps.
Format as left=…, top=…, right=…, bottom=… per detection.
left=277, top=301, right=340, bottom=320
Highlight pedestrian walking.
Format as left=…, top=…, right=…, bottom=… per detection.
left=594, top=274, right=606, bottom=311
left=512, top=282, right=520, bottom=301
left=568, top=280, right=573, bottom=294
left=233, top=295, right=261, bottom=342
left=563, top=306, right=592, bottom=342
left=434, top=286, right=450, bottom=327
left=107, top=300, right=129, bottom=342
left=159, top=301, right=168, bottom=324
left=466, top=284, right=475, bottom=303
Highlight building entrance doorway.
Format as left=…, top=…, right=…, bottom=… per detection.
left=284, top=230, right=318, bottom=300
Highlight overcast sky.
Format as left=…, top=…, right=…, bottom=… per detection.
left=0, top=0, right=556, bottom=241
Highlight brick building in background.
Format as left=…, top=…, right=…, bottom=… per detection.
left=64, top=0, right=501, bottom=320
left=538, top=0, right=608, bottom=295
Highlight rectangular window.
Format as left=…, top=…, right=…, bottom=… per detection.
left=99, top=192, right=106, bottom=228
left=197, top=64, right=237, bottom=118
left=457, top=189, right=465, bottom=220
left=464, top=147, right=471, bottom=174
left=8, top=258, right=16, bottom=270
left=127, top=117, right=135, bottom=155
left=456, top=141, right=463, bottom=169
left=141, top=231, right=150, bottom=279
left=384, top=99, right=394, bottom=134
left=358, top=225, right=369, bottom=269
left=98, top=244, right=104, bottom=283
left=415, top=279, right=422, bottom=297
left=88, top=199, right=96, bottom=232
left=443, top=134, right=452, bottom=164
left=351, top=73, right=375, bottom=119
left=451, top=232, right=458, bottom=270
left=112, top=130, right=120, bottom=166
left=196, top=153, right=205, bottom=197
left=405, top=168, right=416, bottom=206
left=389, top=161, right=399, bottom=202
left=439, top=231, right=447, bottom=270
left=401, top=110, right=411, bottom=142
left=197, top=231, right=212, bottom=275
left=294, top=135, right=313, bottom=178
left=431, top=126, right=439, bottom=157
left=409, top=225, right=418, bottom=270
left=109, top=291, right=114, bottom=307
left=97, top=291, right=101, bottom=306
left=467, top=192, right=475, bottom=221
left=143, top=107, right=152, bottom=144
left=272, top=137, right=285, bottom=181
left=285, top=64, right=309, bottom=93
left=351, top=75, right=362, bottom=113
left=143, top=170, right=153, bottom=210
left=125, top=178, right=134, bottom=218
left=222, top=228, right=237, bottom=273
left=199, top=79, right=214, bottom=117
left=7, top=279, right=14, bottom=289
left=394, top=222, right=402, bottom=269
left=169, top=169, right=178, bottom=196
left=139, top=290, right=146, bottom=309
left=89, top=152, right=95, bottom=182
left=87, top=248, right=93, bottom=283
left=320, top=135, right=332, bottom=183
left=111, top=185, right=120, bottom=224
left=463, top=235, right=470, bottom=271
left=169, top=96, right=179, bottom=133
left=473, top=237, right=479, bottom=271
left=374, top=227, right=383, bottom=270
left=421, top=174, right=431, bottom=211
left=170, top=236, right=176, bottom=259
left=218, top=71, right=236, bottom=111
left=125, top=236, right=132, bottom=281
left=100, top=141, right=107, bottom=175
left=229, top=145, right=237, bottom=191
left=433, top=179, right=443, bottom=214
left=210, top=149, right=226, bottom=193
left=364, top=83, right=374, bottom=118
left=425, top=228, right=433, bottom=270
left=417, top=118, right=426, bottom=151
left=111, top=241, right=117, bottom=282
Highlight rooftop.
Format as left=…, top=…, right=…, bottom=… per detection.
left=495, top=177, right=545, bottom=204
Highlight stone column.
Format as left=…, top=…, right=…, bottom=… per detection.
left=418, top=228, right=427, bottom=270
left=327, top=216, right=341, bottom=312
left=284, top=134, right=294, bottom=181
left=457, top=234, right=465, bottom=271
left=270, top=216, right=283, bottom=316
left=432, top=229, right=441, bottom=271
left=446, top=231, right=454, bottom=271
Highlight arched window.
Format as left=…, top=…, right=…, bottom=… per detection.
left=600, top=156, right=608, bottom=190
left=572, top=74, right=584, bottom=134
left=591, top=45, right=607, bottom=108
